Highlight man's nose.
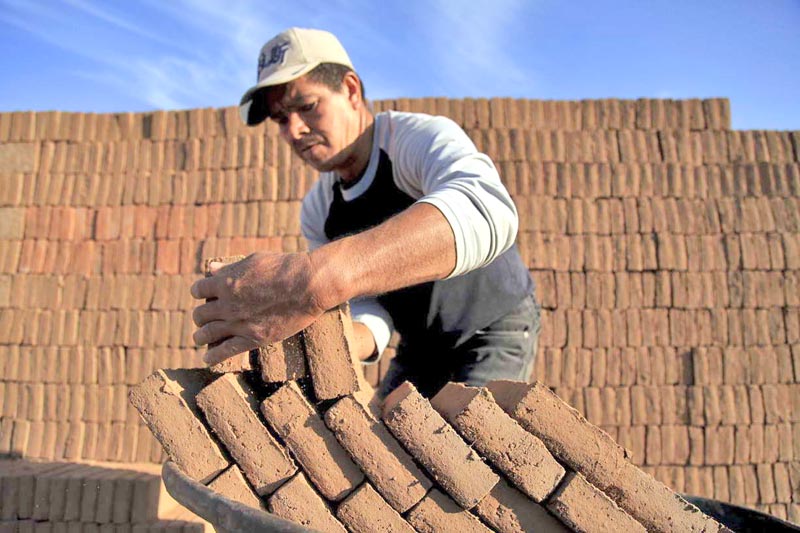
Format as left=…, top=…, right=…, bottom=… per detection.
left=284, top=113, right=309, bottom=141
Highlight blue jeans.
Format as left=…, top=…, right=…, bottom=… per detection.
left=378, top=293, right=541, bottom=399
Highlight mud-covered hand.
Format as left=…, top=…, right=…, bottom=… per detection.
left=190, top=252, right=327, bottom=365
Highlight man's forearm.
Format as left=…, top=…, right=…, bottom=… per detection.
left=308, top=202, right=457, bottom=311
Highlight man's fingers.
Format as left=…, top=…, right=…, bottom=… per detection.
left=193, top=320, right=233, bottom=347
left=192, top=299, right=226, bottom=327
left=190, top=277, right=218, bottom=300
left=203, top=336, right=258, bottom=365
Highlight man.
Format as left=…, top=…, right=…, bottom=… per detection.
left=191, top=27, right=539, bottom=398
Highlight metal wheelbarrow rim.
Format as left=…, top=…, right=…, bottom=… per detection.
left=162, top=461, right=316, bottom=533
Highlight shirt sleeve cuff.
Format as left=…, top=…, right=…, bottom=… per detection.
left=350, top=298, right=394, bottom=365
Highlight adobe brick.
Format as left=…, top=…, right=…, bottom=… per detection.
left=489, top=380, right=723, bottom=532
left=383, top=381, right=498, bottom=509
left=303, top=305, right=360, bottom=400
left=406, top=488, right=492, bottom=533
left=547, top=470, right=645, bottom=532
left=261, top=381, right=363, bottom=501
left=335, top=482, right=415, bottom=533
left=268, top=472, right=346, bottom=532
left=128, top=369, right=228, bottom=483
left=255, top=333, right=307, bottom=383
left=324, top=395, right=430, bottom=512
left=474, top=477, right=569, bottom=533
left=431, top=383, right=564, bottom=501
left=196, top=372, right=295, bottom=495
left=206, top=465, right=264, bottom=511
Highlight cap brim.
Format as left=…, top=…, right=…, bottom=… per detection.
left=238, top=62, right=320, bottom=126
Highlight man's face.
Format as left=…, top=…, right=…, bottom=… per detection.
left=265, top=75, right=360, bottom=172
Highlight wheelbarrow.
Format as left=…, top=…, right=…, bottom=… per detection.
left=163, top=461, right=800, bottom=533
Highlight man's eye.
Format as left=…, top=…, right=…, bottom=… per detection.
left=300, top=102, right=317, bottom=113
left=271, top=114, right=288, bottom=125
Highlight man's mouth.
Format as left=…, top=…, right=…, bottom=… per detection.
left=296, top=141, right=318, bottom=154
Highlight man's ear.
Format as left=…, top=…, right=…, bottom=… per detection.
left=342, top=71, right=363, bottom=108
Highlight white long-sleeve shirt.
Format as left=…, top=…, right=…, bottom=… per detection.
left=301, top=111, right=528, bottom=359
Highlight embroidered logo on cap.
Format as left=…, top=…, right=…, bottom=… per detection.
left=258, top=41, right=291, bottom=76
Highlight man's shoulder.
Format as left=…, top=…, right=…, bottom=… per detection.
left=377, top=109, right=460, bottom=132
left=376, top=110, right=469, bottom=154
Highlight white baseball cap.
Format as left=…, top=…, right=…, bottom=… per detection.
left=239, top=27, right=354, bottom=126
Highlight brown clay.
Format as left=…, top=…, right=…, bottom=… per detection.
left=431, top=383, right=565, bottom=502
left=474, top=478, right=570, bottom=533
left=195, top=373, right=296, bottom=496
left=324, top=395, right=431, bottom=513
left=382, top=381, right=498, bottom=509
left=267, top=473, right=347, bottom=533
left=547, top=471, right=646, bottom=533
left=260, top=381, right=363, bottom=501
left=128, top=369, right=228, bottom=484
left=303, top=306, right=360, bottom=400
left=207, top=465, right=265, bottom=511
left=335, top=482, right=415, bottom=533
left=406, top=488, right=492, bottom=533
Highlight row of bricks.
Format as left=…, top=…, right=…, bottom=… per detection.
left=518, top=232, right=800, bottom=272
left=503, top=162, right=800, bottom=200
left=4, top=269, right=798, bottom=313
left=0, top=237, right=302, bottom=275
left=538, top=307, right=799, bottom=349
left=0, top=419, right=166, bottom=464
left=469, top=129, right=799, bottom=166
left=3, top=201, right=302, bottom=241
left=599, top=423, right=799, bottom=469
left=644, top=464, right=800, bottom=508
left=2, top=232, right=798, bottom=277
left=0, top=99, right=733, bottom=144
left=378, top=97, right=732, bottom=131
left=533, top=345, right=800, bottom=387
left=0, top=137, right=800, bottom=193
left=0, top=461, right=172, bottom=524
left=0, top=305, right=796, bottom=351
left=556, top=384, right=800, bottom=427
left=4, top=195, right=799, bottom=242
left=0, top=165, right=313, bottom=207
left=3, top=131, right=797, bottom=184
left=0, top=520, right=202, bottom=533
left=0, top=309, right=197, bottom=348
left=6, top=127, right=797, bottom=179
left=0, top=383, right=175, bottom=425
left=535, top=271, right=799, bottom=310
left=519, top=197, right=800, bottom=236
left=0, top=346, right=201, bottom=386
left=3, top=163, right=799, bottom=213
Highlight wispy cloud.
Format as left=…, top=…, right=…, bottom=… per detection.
left=417, top=0, right=538, bottom=97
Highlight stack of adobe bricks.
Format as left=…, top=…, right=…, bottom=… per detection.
left=0, top=97, right=799, bottom=525
left=0, top=459, right=205, bottom=531
left=131, top=299, right=728, bottom=532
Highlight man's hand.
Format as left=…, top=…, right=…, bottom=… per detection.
left=190, top=252, right=328, bottom=365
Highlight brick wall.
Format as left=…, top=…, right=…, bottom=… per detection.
left=1, top=97, right=799, bottom=522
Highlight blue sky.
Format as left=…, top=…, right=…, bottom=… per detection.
left=0, top=0, right=798, bottom=130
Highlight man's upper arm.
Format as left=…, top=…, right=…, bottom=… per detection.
left=390, top=114, right=519, bottom=278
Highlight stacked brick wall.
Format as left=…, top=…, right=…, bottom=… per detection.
left=0, top=97, right=799, bottom=523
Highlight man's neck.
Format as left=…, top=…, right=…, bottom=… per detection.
left=336, top=112, right=375, bottom=184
